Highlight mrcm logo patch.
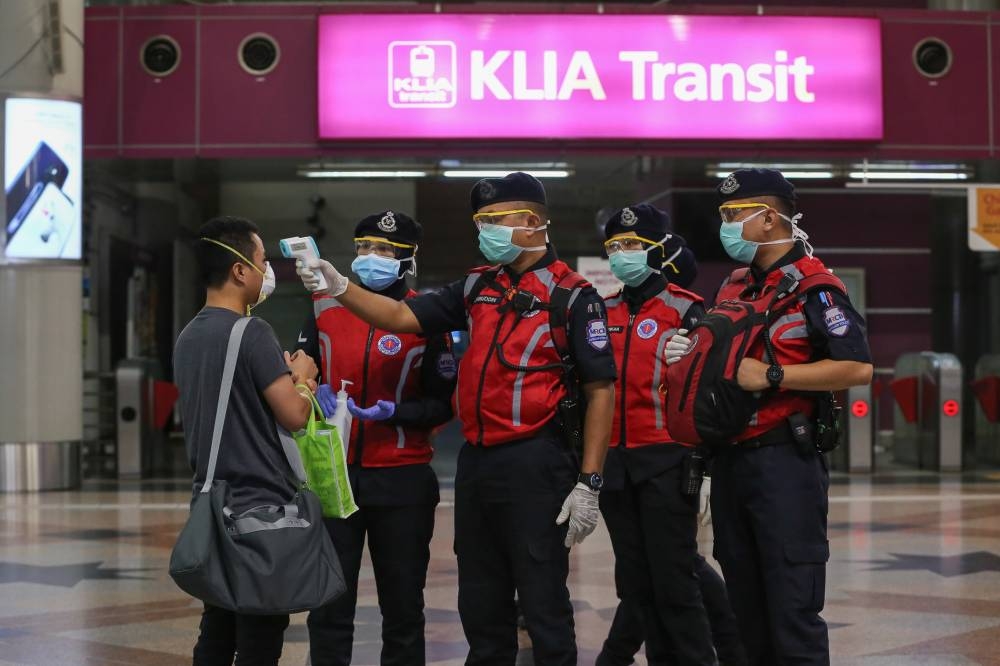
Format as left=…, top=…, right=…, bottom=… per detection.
left=823, top=306, right=850, bottom=337
left=436, top=352, right=457, bottom=379
left=586, top=320, right=609, bottom=350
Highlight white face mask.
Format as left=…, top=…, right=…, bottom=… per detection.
left=253, top=262, right=275, bottom=308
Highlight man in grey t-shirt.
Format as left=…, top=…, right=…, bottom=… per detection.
left=176, top=309, right=300, bottom=511
left=173, top=216, right=318, bottom=666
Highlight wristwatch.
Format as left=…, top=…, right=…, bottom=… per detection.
left=766, top=363, right=784, bottom=389
left=578, top=472, right=604, bottom=492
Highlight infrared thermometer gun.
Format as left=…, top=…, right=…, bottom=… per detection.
left=280, top=236, right=328, bottom=292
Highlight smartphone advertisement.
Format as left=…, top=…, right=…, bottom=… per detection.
left=3, top=98, right=82, bottom=260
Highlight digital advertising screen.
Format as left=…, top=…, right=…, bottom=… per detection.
left=3, top=97, right=82, bottom=261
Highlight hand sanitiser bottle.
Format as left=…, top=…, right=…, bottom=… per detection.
left=325, top=379, right=358, bottom=517
left=330, top=379, right=354, bottom=439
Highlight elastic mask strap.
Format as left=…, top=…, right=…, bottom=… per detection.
left=643, top=234, right=673, bottom=275
left=782, top=212, right=813, bottom=257
left=200, top=237, right=265, bottom=276
left=662, top=245, right=683, bottom=274
left=201, top=237, right=264, bottom=316
left=515, top=221, right=550, bottom=252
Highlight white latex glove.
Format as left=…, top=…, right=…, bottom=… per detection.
left=665, top=328, right=692, bottom=366
left=556, top=482, right=600, bottom=548
left=698, top=476, right=712, bottom=527
left=296, top=258, right=348, bottom=297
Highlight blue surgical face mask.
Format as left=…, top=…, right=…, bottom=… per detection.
left=609, top=250, right=654, bottom=287
left=477, top=222, right=548, bottom=265
left=719, top=209, right=799, bottom=264
left=352, top=253, right=402, bottom=291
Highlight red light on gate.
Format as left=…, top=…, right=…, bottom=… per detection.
left=943, top=400, right=960, bottom=417
left=851, top=400, right=869, bottom=418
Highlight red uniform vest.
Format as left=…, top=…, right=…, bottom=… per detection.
left=458, top=260, right=584, bottom=446
left=606, top=284, right=703, bottom=448
left=716, top=255, right=833, bottom=440
left=313, top=291, right=432, bottom=467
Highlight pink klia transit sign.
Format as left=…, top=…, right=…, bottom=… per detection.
left=317, top=14, right=883, bottom=141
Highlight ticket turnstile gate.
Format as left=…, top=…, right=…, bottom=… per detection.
left=890, top=352, right=963, bottom=472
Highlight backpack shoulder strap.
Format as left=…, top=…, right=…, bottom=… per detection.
left=463, top=267, right=502, bottom=308
left=548, top=271, right=589, bottom=365
left=729, top=267, right=751, bottom=283
left=796, top=270, right=848, bottom=296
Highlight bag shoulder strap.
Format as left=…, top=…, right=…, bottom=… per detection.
left=759, top=271, right=849, bottom=367
left=201, top=316, right=253, bottom=493
left=201, top=317, right=308, bottom=494
left=766, top=270, right=848, bottom=318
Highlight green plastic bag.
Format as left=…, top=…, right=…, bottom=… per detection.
left=294, top=394, right=358, bottom=519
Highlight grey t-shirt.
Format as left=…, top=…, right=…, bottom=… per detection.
left=174, top=307, right=298, bottom=511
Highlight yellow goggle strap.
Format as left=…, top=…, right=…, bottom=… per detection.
left=602, top=234, right=667, bottom=250
left=353, top=236, right=416, bottom=250
left=718, top=202, right=771, bottom=211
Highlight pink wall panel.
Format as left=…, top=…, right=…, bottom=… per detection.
left=121, top=15, right=197, bottom=152
left=880, top=18, right=991, bottom=151
left=993, top=20, right=1000, bottom=158
left=83, top=14, right=120, bottom=156
left=198, top=16, right=317, bottom=153
left=83, top=6, right=1000, bottom=158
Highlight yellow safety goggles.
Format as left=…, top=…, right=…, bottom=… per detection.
left=471, top=209, right=536, bottom=227
left=603, top=234, right=663, bottom=257
left=353, top=236, right=416, bottom=255
left=718, top=202, right=772, bottom=224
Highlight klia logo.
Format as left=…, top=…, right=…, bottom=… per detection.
left=388, top=41, right=457, bottom=108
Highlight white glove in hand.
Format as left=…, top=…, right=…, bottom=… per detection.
left=665, top=328, right=692, bottom=366
left=698, top=476, right=712, bottom=527
left=556, top=482, right=600, bottom=548
left=296, top=258, right=348, bottom=297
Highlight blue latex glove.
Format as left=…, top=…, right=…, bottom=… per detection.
left=316, top=384, right=337, bottom=419
left=346, top=397, right=396, bottom=421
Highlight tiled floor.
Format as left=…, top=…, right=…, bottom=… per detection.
left=3, top=475, right=1000, bottom=665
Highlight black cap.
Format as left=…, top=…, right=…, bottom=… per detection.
left=470, top=172, right=547, bottom=212
left=353, top=210, right=422, bottom=247
left=604, top=203, right=672, bottom=241
left=717, top=168, right=797, bottom=206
